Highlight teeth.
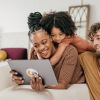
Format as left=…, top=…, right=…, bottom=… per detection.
left=42, top=50, right=48, bottom=54
left=96, top=47, right=100, bottom=49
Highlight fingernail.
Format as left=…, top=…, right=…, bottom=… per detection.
left=39, top=77, right=41, bottom=79
left=15, top=72, right=18, bottom=75
left=22, top=80, right=24, bottom=83
left=20, top=77, right=22, bottom=80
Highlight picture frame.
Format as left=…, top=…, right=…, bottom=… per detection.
left=69, top=5, right=90, bottom=39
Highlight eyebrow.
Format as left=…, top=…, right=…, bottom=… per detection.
left=94, top=35, right=100, bottom=37
left=51, top=31, right=62, bottom=34
left=33, top=39, right=47, bottom=45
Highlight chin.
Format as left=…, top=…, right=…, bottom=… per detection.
left=42, top=54, right=50, bottom=59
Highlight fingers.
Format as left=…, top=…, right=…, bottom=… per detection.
left=30, top=76, right=36, bottom=89
left=10, top=70, right=18, bottom=75
left=38, top=77, right=45, bottom=91
left=10, top=70, right=24, bottom=85
left=12, top=75, right=24, bottom=85
left=30, top=75, right=45, bottom=91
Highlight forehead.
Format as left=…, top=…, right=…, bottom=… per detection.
left=93, top=29, right=100, bottom=37
left=51, top=27, right=61, bottom=34
left=31, top=30, right=49, bottom=43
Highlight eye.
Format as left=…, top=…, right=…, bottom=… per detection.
left=90, top=39, right=94, bottom=42
left=59, top=32, right=64, bottom=36
left=33, top=44, right=39, bottom=48
left=97, top=37, right=100, bottom=40
left=59, top=33, right=63, bottom=36
left=51, top=34, right=55, bottom=37
left=42, top=40, right=47, bottom=45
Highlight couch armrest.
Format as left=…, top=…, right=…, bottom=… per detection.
left=0, top=62, right=15, bottom=91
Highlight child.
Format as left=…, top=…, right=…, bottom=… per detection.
left=40, top=11, right=95, bottom=65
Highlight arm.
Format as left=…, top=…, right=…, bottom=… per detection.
left=50, top=37, right=72, bottom=65
left=72, top=34, right=95, bottom=53
left=50, top=45, right=66, bottom=65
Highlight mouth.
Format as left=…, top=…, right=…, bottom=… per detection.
left=56, top=40, right=61, bottom=43
left=96, top=47, right=100, bottom=51
left=40, top=49, right=48, bottom=57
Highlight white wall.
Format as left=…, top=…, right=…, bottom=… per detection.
left=0, top=32, right=28, bottom=48
left=0, top=0, right=68, bottom=33
left=0, top=0, right=100, bottom=48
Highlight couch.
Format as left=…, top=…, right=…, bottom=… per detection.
left=1, top=48, right=27, bottom=60
left=0, top=62, right=90, bottom=100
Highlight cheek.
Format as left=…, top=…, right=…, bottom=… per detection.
left=51, top=37, right=56, bottom=40
left=62, top=35, right=66, bottom=39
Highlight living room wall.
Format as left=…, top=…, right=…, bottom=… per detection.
left=0, top=0, right=100, bottom=48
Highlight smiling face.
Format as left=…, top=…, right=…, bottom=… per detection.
left=92, top=29, right=100, bottom=57
left=30, top=29, right=56, bottom=59
left=51, top=27, right=66, bottom=43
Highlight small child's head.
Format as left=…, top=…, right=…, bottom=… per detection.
left=41, top=11, right=77, bottom=43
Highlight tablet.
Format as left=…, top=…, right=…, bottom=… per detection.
left=8, top=59, right=58, bottom=85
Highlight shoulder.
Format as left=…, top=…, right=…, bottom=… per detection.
left=79, top=51, right=95, bottom=59
left=79, top=51, right=98, bottom=66
left=63, top=45, right=78, bottom=56
left=61, top=45, right=78, bottom=60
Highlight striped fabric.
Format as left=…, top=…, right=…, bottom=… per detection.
left=79, top=52, right=100, bottom=100
left=53, top=45, right=85, bottom=87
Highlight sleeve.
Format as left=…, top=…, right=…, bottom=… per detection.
left=60, top=36, right=73, bottom=47
left=72, top=34, right=95, bottom=53
left=58, top=45, right=78, bottom=85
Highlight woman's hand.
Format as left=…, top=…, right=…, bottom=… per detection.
left=30, top=75, right=45, bottom=91
left=10, top=70, right=24, bottom=85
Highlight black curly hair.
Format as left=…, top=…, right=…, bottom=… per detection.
left=40, top=11, right=77, bottom=37
left=88, top=22, right=100, bottom=38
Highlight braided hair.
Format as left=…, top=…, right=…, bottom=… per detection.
left=27, top=12, right=43, bottom=37
left=40, top=11, right=77, bottom=37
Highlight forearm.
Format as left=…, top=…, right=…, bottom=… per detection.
left=46, top=81, right=68, bottom=89
left=50, top=46, right=66, bottom=65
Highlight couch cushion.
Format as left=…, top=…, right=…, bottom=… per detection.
left=0, top=84, right=90, bottom=100
left=1, top=48, right=27, bottom=60
left=0, top=62, right=15, bottom=91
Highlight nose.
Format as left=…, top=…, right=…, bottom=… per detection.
left=93, top=39, right=99, bottom=46
left=56, top=36, right=60, bottom=41
left=38, top=45, right=45, bottom=51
